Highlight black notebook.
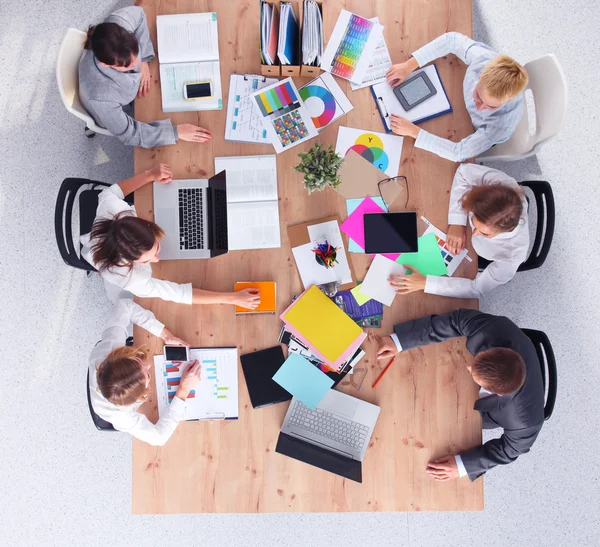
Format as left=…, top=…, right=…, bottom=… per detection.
left=240, top=346, right=292, bottom=408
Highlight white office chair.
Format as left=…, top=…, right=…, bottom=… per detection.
left=56, top=28, right=112, bottom=138
left=477, top=54, right=568, bottom=162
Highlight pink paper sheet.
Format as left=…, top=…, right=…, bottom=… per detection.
left=340, top=196, right=400, bottom=261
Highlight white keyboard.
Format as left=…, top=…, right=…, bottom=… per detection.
left=288, top=402, right=369, bottom=451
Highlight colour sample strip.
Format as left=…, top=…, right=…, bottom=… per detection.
left=255, top=81, right=298, bottom=116
left=330, top=14, right=374, bottom=80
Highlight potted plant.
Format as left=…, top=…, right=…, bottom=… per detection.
left=294, top=142, right=344, bottom=194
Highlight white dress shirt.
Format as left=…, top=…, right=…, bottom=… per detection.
left=411, top=32, right=524, bottom=162
left=80, top=184, right=193, bottom=304
left=424, top=163, right=529, bottom=299
left=387, top=334, right=491, bottom=478
left=88, top=299, right=187, bottom=446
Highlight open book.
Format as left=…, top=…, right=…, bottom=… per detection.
left=214, top=155, right=282, bottom=250
left=157, top=12, right=223, bottom=113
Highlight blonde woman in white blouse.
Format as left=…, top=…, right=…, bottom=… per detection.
left=390, top=163, right=529, bottom=299
left=80, top=163, right=260, bottom=308
left=88, top=298, right=199, bottom=445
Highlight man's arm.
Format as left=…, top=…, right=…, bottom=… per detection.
left=411, top=32, right=479, bottom=67
left=459, top=422, right=544, bottom=481
left=393, top=309, right=494, bottom=352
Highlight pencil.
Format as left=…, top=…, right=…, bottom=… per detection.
left=371, top=356, right=396, bottom=389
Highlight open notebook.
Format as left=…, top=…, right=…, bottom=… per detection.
left=157, top=12, right=223, bottom=112
left=214, top=155, right=281, bottom=250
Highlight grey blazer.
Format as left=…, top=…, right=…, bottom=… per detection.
left=393, top=309, right=545, bottom=481
left=79, top=6, right=177, bottom=148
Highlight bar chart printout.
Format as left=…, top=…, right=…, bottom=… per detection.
left=154, top=347, right=239, bottom=420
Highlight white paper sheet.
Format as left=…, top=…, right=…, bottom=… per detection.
left=350, top=17, right=392, bottom=91
left=215, top=155, right=278, bottom=203
left=157, top=13, right=219, bottom=64
left=159, top=61, right=222, bottom=112
left=226, top=201, right=281, bottom=250
left=335, top=126, right=403, bottom=177
left=360, top=254, right=407, bottom=306
left=372, top=65, right=452, bottom=128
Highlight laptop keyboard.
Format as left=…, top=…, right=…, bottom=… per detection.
left=288, top=403, right=370, bottom=451
left=178, top=188, right=204, bottom=250
left=213, top=189, right=228, bottom=249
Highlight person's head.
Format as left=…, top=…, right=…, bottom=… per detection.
left=473, top=55, right=528, bottom=111
left=90, top=211, right=164, bottom=272
left=461, top=183, right=524, bottom=238
left=466, top=348, right=526, bottom=396
left=96, top=346, right=151, bottom=406
left=84, top=23, right=140, bottom=71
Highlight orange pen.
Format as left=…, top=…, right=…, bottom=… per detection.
left=371, top=356, right=396, bottom=389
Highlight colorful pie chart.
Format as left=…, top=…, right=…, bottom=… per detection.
left=347, top=133, right=390, bottom=173
left=299, top=85, right=337, bottom=128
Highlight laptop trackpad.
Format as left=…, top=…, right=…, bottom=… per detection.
left=320, top=394, right=358, bottom=419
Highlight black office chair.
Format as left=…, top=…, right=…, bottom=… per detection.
left=55, top=178, right=111, bottom=272
left=478, top=180, right=555, bottom=272
left=522, top=328, right=557, bottom=421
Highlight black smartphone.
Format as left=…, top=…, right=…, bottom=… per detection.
left=164, top=345, right=190, bottom=362
left=184, top=81, right=213, bottom=100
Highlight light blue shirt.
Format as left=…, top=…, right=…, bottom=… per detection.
left=411, top=32, right=524, bottom=162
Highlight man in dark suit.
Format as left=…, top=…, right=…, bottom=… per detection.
left=375, top=308, right=545, bottom=481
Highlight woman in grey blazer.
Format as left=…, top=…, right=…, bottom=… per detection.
left=79, top=6, right=211, bottom=148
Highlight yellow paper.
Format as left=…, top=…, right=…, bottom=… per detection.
left=283, top=286, right=363, bottom=362
left=351, top=283, right=372, bottom=306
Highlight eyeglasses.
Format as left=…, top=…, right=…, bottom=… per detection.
left=378, top=175, right=409, bottom=211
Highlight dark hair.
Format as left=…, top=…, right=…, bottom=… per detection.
left=90, top=211, right=164, bottom=272
left=461, top=183, right=524, bottom=233
left=472, top=348, right=526, bottom=395
left=84, top=23, right=139, bottom=67
left=97, top=346, right=149, bottom=406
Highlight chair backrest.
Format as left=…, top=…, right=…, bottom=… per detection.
left=56, top=28, right=111, bottom=135
left=55, top=177, right=109, bottom=272
left=87, top=369, right=116, bottom=431
left=521, top=328, right=557, bottom=421
left=477, top=54, right=568, bottom=161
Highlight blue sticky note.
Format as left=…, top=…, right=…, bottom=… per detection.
left=272, top=354, right=334, bottom=410
left=346, top=197, right=386, bottom=253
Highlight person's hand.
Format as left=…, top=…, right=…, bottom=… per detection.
left=386, top=58, right=418, bottom=86
left=426, top=455, right=460, bottom=481
left=177, top=124, right=212, bottom=143
left=138, top=62, right=151, bottom=97
left=390, top=114, right=420, bottom=139
left=160, top=327, right=190, bottom=347
left=375, top=335, right=398, bottom=361
left=148, top=163, right=173, bottom=184
left=176, top=360, right=201, bottom=399
left=233, top=289, right=261, bottom=310
left=389, top=266, right=427, bottom=295
left=446, top=224, right=467, bottom=254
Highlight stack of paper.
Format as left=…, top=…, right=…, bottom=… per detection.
left=260, top=1, right=279, bottom=65
left=302, top=0, right=324, bottom=66
left=280, top=285, right=367, bottom=371
left=278, top=2, right=299, bottom=65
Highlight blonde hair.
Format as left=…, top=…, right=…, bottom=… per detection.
left=96, top=346, right=149, bottom=406
left=479, top=55, right=528, bottom=102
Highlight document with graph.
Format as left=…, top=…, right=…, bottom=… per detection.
left=154, top=347, right=238, bottom=420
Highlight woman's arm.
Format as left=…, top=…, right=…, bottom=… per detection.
left=117, top=164, right=172, bottom=196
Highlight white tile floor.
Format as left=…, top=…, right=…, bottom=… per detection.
left=0, top=1, right=597, bottom=546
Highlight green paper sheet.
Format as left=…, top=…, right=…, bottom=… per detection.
left=351, top=282, right=372, bottom=305
left=396, top=233, right=448, bottom=276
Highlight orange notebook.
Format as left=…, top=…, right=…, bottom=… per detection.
left=234, top=282, right=277, bottom=314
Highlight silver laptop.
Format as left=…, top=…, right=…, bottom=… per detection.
left=153, top=171, right=228, bottom=260
left=276, top=390, right=380, bottom=482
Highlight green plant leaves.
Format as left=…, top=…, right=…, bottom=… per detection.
left=294, top=143, right=343, bottom=194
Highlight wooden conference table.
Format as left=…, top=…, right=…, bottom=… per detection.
left=132, top=0, right=482, bottom=513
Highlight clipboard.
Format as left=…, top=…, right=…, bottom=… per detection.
left=288, top=215, right=357, bottom=292
left=371, top=64, right=453, bottom=133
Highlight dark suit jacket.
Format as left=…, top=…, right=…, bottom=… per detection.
left=394, top=309, right=545, bottom=481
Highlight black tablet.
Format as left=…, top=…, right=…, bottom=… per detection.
left=363, top=212, right=418, bottom=254
left=393, top=71, right=437, bottom=111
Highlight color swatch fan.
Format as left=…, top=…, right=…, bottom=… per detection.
left=251, top=77, right=318, bottom=154
left=299, top=73, right=353, bottom=131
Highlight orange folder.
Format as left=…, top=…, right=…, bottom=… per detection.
left=234, top=282, right=277, bottom=314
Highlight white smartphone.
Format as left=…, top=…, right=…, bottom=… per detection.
left=183, top=81, right=213, bottom=100
left=164, top=345, right=190, bottom=362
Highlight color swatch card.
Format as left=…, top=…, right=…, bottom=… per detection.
left=360, top=254, right=407, bottom=307
left=350, top=17, right=392, bottom=91
left=272, top=354, right=334, bottom=410
left=421, top=216, right=472, bottom=276
left=321, top=10, right=384, bottom=84
left=396, top=233, right=449, bottom=276
left=299, top=73, right=353, bottom=131
left=251, top=78, right=318, bottom=154
left=336, top=126, right=403, bottom=177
